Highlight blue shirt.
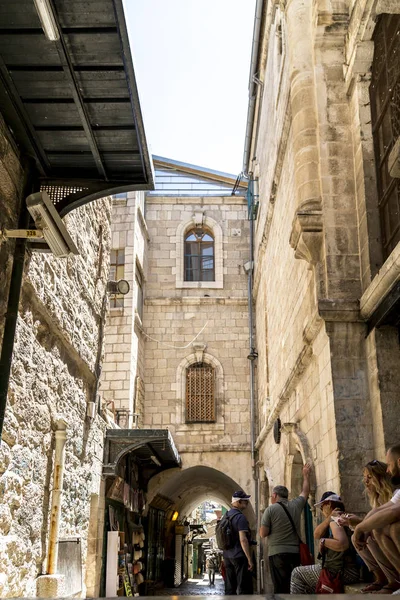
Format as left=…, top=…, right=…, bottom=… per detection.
left=222, top=508, right=250, bottom=560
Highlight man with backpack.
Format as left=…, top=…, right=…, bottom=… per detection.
left=216, top=490, right=254, bottom=595
left=259, top=463, right=311, bottom=593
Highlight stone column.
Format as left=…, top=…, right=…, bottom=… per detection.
left=286, top=0, right=324, bottom=266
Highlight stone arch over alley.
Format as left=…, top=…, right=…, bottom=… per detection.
left=147, top=460, right=255, bottom=528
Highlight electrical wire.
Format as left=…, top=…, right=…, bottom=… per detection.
left=138, top=321, right=208, bottom=349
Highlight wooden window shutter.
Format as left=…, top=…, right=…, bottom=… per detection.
left=186, top=362, right=215, bottom=423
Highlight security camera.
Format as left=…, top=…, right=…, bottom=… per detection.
left=26, top=191, right=79, bottom=258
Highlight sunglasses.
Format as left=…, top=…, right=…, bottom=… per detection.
left=367, top=460, right=379, bottom=466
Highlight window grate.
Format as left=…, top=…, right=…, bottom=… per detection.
left=41, top=185, right=88, bottom=205
left=370, top=14, right=400, bottom=259
left=186, top=363, right=215, bottom=423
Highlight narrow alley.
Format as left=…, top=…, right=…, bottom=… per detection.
left=157, top=574, right=225, bottom=596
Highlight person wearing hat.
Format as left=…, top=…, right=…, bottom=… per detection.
left=259, top=462, right=311, bottom=593
left=223, top=490, right=254, bottom=595
left=290, top=491, right=359, bottom=594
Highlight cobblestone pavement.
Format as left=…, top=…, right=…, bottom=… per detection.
left=156, top=574, right=225, bottom=595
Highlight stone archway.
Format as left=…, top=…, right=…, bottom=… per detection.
left=146, top=461, right=255, bottom=588
left=147, top=464, right=256, bottom=528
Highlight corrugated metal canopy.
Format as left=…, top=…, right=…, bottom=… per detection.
left=104, top=429, right=181, bottom=479
left=0, top=0, right=154, bottom=215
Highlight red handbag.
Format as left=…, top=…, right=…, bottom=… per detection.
left=315, top=568, right=343, bottom=594
left=278, top=503, right=314, bottom=566
left=299, top=541, right=314, bottom=566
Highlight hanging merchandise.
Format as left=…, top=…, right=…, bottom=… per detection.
left=123, top=482, right=130, bottom=508
left=133, top=489, right=139, bottom=513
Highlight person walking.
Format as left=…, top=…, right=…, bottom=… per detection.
left=222, top=490, right=254, bottom=595
left=259, top=463, right=311, bottom=593
left=206, top=552, right=219, bottom=586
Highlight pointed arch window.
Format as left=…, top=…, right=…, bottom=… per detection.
left=184, top=229, right=215, bottom=282
left=186, top=362, right=215, bottom=423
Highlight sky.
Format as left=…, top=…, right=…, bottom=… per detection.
left=123, top=0, right=256, bottom=176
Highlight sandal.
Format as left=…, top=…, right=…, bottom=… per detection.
left=362, top=583, right=386, bottom=593
left=372, top=584, right=400, bottom=594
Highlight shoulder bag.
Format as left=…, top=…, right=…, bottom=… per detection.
left=277, top=502, right=314, bottom=566
left=315, top=542, right=344, bottom=594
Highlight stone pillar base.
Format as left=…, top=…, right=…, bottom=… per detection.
left=36, top=574, right=65, bottom=598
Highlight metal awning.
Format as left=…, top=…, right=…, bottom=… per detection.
left=0, top=0, right=154, bottom=216
left=367, top=280, right=400, bottom=332
left=103, top=428, right=181, bottom=479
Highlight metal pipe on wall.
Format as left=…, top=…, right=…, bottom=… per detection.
left=246, top=177, right=260, bottom=591
left=47, top=417, right=68, bottom=575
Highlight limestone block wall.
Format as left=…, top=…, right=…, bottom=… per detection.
left=254, top=132, right=341, bottom=503
left=0, top=199, right=111, bottom=597
left=101, top=193, right=147, bottom=428
left=143, top=196, right=251, bottom=453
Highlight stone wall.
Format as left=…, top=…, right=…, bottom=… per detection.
left=250, top=0, right=400, bottom=523
left=0, top=198, right=111, bottom=597
left=100, top=192, right=148, bottom=428
left=143, top=196, right=252, bottom=454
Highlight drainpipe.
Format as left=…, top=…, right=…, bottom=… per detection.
left=243, top=0, right=264, bottom=175
left=246, top=178, right=260, bottom=591
left=47, top=417, right=68, bottom=574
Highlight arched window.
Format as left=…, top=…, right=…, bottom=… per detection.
left=184, top=229, right=215, bottom=282
left=186, top=362, right=215, bottom=423
left=370, top=14, right=400, bottom=259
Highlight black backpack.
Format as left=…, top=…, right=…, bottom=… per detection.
left=215, top=511, right=238, bottom=550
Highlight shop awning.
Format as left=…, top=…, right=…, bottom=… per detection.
left=103, top=428, right=181, bottom=478
left=0, top=0, right=154, bottom=216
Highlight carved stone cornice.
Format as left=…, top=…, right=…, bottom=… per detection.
left=290, top=203, right=323, bottom=265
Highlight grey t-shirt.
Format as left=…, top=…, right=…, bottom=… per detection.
left=261, top=496, right=306, bottom=556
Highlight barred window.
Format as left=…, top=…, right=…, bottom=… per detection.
left=186, top=363, right=215, bottom=423
left=110, top=249, right=125, bottom=308
left=184, top=229, right=215, bottom=282
left=370, top=15, right=400, bottom=259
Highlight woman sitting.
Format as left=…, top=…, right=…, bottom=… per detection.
left=290, top=492, right=359, bottom=594
left=338, top=459, right=398, bottom=594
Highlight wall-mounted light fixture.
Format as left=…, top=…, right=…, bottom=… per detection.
left=171, top=511, right=179, bottom=521
left=107, top=279, right=130, bottom=295
left=247, top=348, right=258, bottom=361
left=243, top=260, right=253, bottom=275
left=150, top=455, right=161, bottom=467
left=1, top=191, right=79, bottom=258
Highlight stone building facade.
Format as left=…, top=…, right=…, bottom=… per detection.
left=244, top=0, right=400, bottom=534
left=101, top=161, right=255, bottom=521
left=0, top=112, right=113, bottom=596
left=100, top=192, right=148, bottom=429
